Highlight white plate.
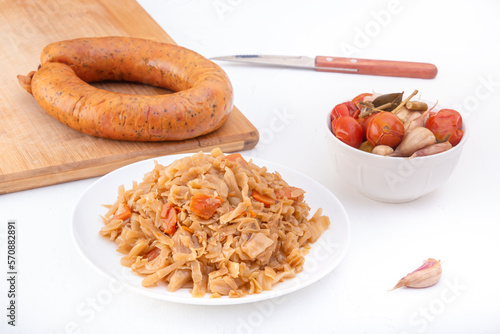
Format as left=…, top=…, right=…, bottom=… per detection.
left=71, top=153, right=350, bottom=305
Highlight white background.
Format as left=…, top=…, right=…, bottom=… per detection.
left=2, top=0, right=500, bottom=333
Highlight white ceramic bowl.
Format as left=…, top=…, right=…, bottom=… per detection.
left=325, top=112, right=468, bottom=203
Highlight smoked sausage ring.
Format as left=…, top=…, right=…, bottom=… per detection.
left=17, top=37, right=233, bottom=141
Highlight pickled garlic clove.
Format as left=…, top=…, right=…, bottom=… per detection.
left=410, top=141, right=453, bottom=158
left=390, top=258, right=442, bottom=291
left=395, top=107, right=413, bottom=123
left=372, top=145, right=394, bottom=156
left=390, top=127, right=436, bottom=157
left=404, top=109, right=430, bottom=133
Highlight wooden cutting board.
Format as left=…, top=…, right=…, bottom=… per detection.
left=0, top=0, right=259, bottom=194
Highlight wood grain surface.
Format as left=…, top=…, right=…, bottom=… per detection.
left=0, top=0, right=259, bottom=194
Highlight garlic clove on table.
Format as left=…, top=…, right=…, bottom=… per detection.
left=390, top=258, right=442, bottom=291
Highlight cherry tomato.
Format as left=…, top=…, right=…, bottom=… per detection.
left=332, top=116, right=364, bottom=148
left=331, top=101, right=359, bottom=120
left=331, top=118, right=339, bottom=136
left=344, top=101, right=360, bottom=118
left=366, top=112, right=405, bottom=148
left=357, top=113, right=378, bottom=139
left=331, top=103, right=349, bottom=121
left=352, top=93, right=372, bottom=104
left=352, top=92, right=372, bottom=110
left=425, top=109, right=463, bottom=146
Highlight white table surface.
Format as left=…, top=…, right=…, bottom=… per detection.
left=2, top=0, right=500, bottom=333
